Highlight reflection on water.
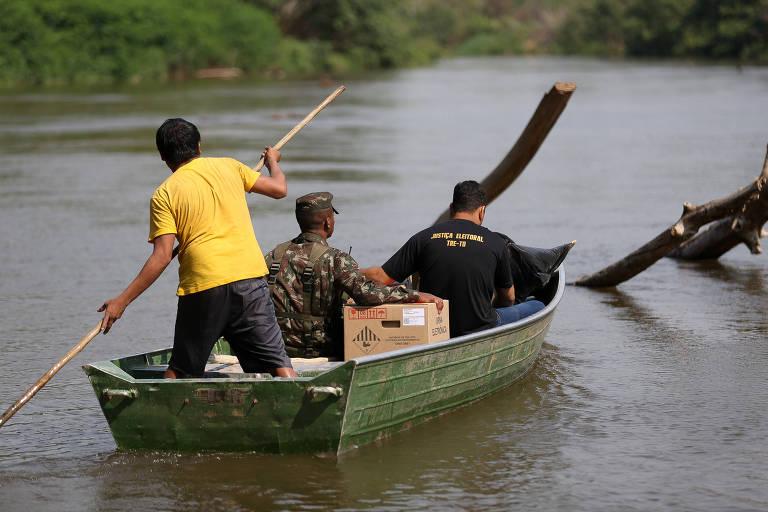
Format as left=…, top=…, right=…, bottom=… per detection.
left=592, top=287, right=699, bottom=346
left=675, top=258, right=768, bottom=296
left=1, top=57, right=768, bottom=511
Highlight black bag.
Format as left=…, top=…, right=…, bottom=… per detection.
left=496, top=233, right=574, bottom=303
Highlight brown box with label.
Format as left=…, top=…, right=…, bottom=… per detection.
left=343, top=301, right=450, bottom=360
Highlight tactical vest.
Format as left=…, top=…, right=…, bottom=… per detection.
left=267, top=240, right=332, bottom=358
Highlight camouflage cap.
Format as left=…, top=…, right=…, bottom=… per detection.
left=295, top=192, right=339, bottom=214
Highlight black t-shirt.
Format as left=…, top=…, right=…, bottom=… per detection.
left=382, top=219, right=514, bottom=337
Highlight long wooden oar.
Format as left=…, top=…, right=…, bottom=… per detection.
left=171, top=84, right=346, bottom=259
left=0, top=322, right=102, bottom=429
left=255, top=85, right=346, bottom=172
left=0, top=85, right=347, bottom=429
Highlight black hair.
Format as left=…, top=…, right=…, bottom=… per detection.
left=450, top=180, right=488, bottom=214
left=296, top=208, right=332, bottom=232
left=156, top=118, right=201, bottom=169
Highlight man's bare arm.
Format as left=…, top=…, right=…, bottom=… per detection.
left=493, top=285, right=516, bottom=307
left=250, top=146, right=287, bottom=199
left=98, top=234, right=175, bottom=333
left=362, top=266, right=396, bottom=285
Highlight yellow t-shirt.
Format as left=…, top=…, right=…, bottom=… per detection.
left=148, top=157, right=268, bottom=296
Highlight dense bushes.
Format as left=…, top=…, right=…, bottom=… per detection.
left=0, top=0, right=441, bottom=87
left=1, top=0, right=766, bottom=88
left=557, top=0, right=768, bottom=61
left=269, top=0, right=440, bottom=72
left=0, top=0, right=280, bottom=86
left=402, top=0, right=768, bottom=63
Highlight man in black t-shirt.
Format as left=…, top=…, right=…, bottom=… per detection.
left=364, top=181, right=545, bottom=337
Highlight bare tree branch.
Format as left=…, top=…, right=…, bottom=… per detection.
left=668, top=145, right=768, bottom=259
left=574, top=145, right=768, bottom=288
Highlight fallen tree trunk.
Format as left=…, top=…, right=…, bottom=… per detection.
left=574, top=145, right=768, bottom=288
left=668, top=151, right=768, bottom=260
left=435, top=81, right=576, bottom=223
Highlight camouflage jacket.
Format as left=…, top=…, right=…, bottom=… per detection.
left=265, top=232, right=418, bottom=359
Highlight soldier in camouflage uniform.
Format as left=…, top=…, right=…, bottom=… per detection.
left=265, top=192, right=443, bottom=359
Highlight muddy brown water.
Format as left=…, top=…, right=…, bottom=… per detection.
left=1, top=57, right=767, bottom=511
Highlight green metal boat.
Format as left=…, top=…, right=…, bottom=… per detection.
left=83, top=267, right=565, bottom=455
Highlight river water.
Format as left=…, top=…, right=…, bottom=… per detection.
left=1, top=57, right=767, bottom=511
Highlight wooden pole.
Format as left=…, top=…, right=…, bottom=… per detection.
left=0, top=322, right=102, bottom=429
left=435, top=82, right=576, bottom=223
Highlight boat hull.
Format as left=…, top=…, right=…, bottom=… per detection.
left=84, top=356, right=354, bottom=453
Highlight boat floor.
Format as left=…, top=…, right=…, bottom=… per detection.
left=127, top=355, right=345, bottom=380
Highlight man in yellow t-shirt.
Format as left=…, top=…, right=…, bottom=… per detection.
left=99, top=118, right=296, bottom=378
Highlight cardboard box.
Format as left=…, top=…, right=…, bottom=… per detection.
left=343, top=301, right=450, bottom=359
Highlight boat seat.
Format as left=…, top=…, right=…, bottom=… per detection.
left=127, top=357, right=345, bottom=379
left=127, top=363, right=269, bottom=379
left=208, top=354, right=345, bottom=375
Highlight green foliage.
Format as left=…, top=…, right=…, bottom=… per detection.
left=457, top=31, right=526, bottom=56
left=2, top=0, right=767, bottom=88
left=0, top=0, right=280, bottom=86
left=409, top=1, right=487, bottom=47
left=682, top=0, right=768, bottom=60
left=557, top=0, right=768, bottom=62
left=274, top=38, right=323, bottom=76
left=278, top=0, right=418, bottom=68
left=556, top=0, right=627, bottom=56
left=622, top=0, right=692, bottom=56
left=397, top=38, right=443, bottom=67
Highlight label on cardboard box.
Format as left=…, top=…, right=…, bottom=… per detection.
left=349, top=325, right=381, bottom=354
left=347, top=307, right=387, bottom=320
left=402, top=307, right=425, bottom=326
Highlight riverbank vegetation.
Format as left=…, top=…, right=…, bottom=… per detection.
left=1, top=0, right=766, bottom=88
left=556, top=0, right=768, bottom=61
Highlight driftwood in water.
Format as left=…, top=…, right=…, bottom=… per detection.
left=668, top=151, right=768, bottom=260
left=435, top=81, right=576, bottom=223
left=574, top=146, right=768, bottom=288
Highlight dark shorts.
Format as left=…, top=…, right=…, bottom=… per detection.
left=170, top=277, right=292, bottom=377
